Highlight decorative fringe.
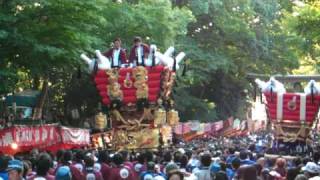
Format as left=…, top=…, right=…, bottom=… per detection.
left=182, top=60, right=187, bottom=76
left=173, top=50, right=176, bottom=72
left=77, top=65, right=81, bottom=79
left=152, top=49, right=156, bottom=67
left=93, top=60, right=98, bottom=74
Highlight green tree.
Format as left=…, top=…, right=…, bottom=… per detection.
left=0, top=0, right=193, bottom=125
left=173, top=0, right=301, bottom=121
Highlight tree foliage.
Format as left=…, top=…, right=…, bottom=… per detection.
left=174, top=0, right=301, bottom=121
left=1, top=0, right=316, bottom=124
left=0, top=0, right=193, bottom=125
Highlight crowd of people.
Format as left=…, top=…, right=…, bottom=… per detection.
left=1, top=135, right=320, bottom=180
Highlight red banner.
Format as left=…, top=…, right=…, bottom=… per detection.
left=0, top=125, right=90, bottom=155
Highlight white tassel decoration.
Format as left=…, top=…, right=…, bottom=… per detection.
left=95, top=50, right=111, bottom=70
left=80, top=54, right=95, bottom=72
left=304, top=80, right=320, bottom=95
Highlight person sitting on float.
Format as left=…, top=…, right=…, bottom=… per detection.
left=103, top=38, right=128, bottom=68
left=129, top=36, right=150, bottom=67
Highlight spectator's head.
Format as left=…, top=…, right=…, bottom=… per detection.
left=200, top=153, right=211, bottom=167
left=239, top=150, right=248, bottom=160
left=228, top=148, right=235, bottom=155
left=275, top=158, right=286, bottom=169
left=7, top=160, right=24, bottom=180
left=84, top=155, right=95, bottom=168
left=287, top=167, right=301, bottom=180
left=146, top=161, right=155, bottom=171
left=210, top=163, right=221, bottom=174
left=179, top=155, right=188, bottom=168
left=167, top=170, right=184, bottom=180
left=113, top=153, right=124, bottom=166
left=165, top=163, right=179, bottom=175
left=74, top=150, right=84, bottom=163
left=256, top=157, right=265, bottom=168
left=163, top=151, right=172, bottom=163
left=0, top=155, right=10, bottom=172
left=62, top=151, right=73, bottom=165
left=36, top=153, right=52, bottom=177
left=137, top=153, right=144, bottom=164
left=173, top=151, right=182, bottom=164
left=56, top=149, right=65, bottom=162
left=293, top=157, right=302, bottom=167
left=120, top=151, right=129, bottom=161
left=231, top=158, right=241, bottom=170
left=294, top=174, right=308, bottom=180
left=302, top=162, right=320, bottom=178
left=185, top=150, right=192, bottom=159
left=98, top=150, right=110, bottom=164
left=219, top=162, right=227, bottom=172
left=144, top=151, right=154, bottom=162
left=236, top=165, right=257, bottom=180
left=56, top=166, right=72, bottom=180
left=314, top=151, right=320, bottom=163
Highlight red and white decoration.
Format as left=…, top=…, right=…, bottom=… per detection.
left=95, top=66, right=165, bottom=105
left=0, top=125, right=90, bottom=155
left=256, top=78, right=320, bottom=123
left=265, top=93, right=320, bottom=122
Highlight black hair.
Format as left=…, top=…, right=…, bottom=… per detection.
left=314, top=151, right=320, bottom=163
left=74, top=150, right=84, bottom=163
left=133, top=36, right=142, bottom=43
left=231, top=158, right=241, bottom=170
left=239, top=150, right=248, bottom=160
left=173, top=151, right=182, bottom=163
left=113, top=153, right=124, bottom=166
left=144, top=151, right=153, bottom=162
left=36, top=153, right=52, bottom=176
left=137, top=153, right=144, bottom=164
left=114, top=38, right=121, bottom=43
left=293, top=157, right=302, bottom=167
left=200, top=153, right=211, bottom=167
left=98, top=150, right=110, bottom=164
left=120, top=151, right=129, bottom=161
left=180, top=155, right=188, bottom=168
left=167, top=170, right=184, bottom=180
left=163, top=151, right=172, bottom=162
left=219, top=162, right=227, bottom=172
left=146, top=161, right=155, bottom=171
left=62, top=150, right=73, bottom=164
left=56, top=149, right=65, bottom=162
left=228, top=148, right=235, bottom=155
left=0, top=155, right=10, bottom=171
left=84, top=156, right=94, bottom=168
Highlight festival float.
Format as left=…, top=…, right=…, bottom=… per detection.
left=81, top=45, right=185, bottom=150
left=256, top=78, right=320, bottom=154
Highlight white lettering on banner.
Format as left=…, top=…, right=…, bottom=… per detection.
left=49, top=128, right=54, bottom=140
left=42, top=128, right=48, bottom=142
left=62, top=128, right=90, bottom=144
left=0, top=132, right=14, bottom=146
left=27, top=128, right=32, bottom=143
left=35, top=129, right=40, bottom=142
